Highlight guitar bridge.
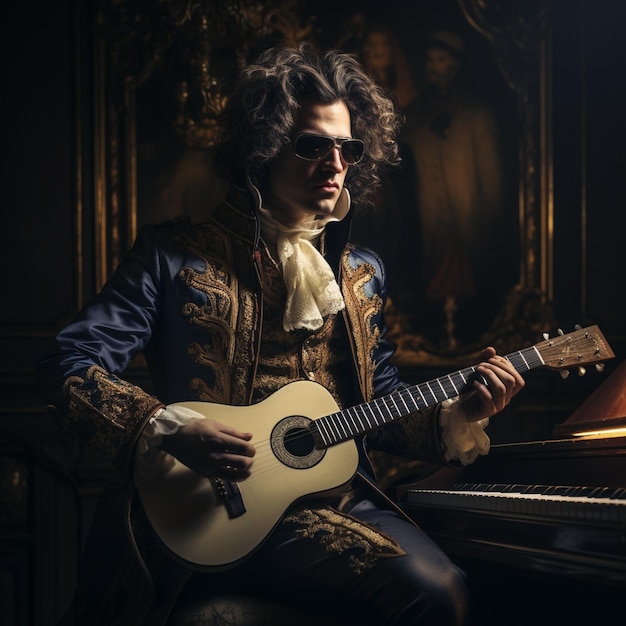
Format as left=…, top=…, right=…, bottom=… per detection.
left=213, top=478, right=246, bottom=518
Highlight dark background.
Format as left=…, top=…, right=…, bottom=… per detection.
left=1, top=1, right=625, bottom=624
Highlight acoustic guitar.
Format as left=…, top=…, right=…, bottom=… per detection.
left=137, top=325, right=614, bottom=570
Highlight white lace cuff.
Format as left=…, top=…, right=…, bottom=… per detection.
left=133, top=404, right=205, bottom=485
left=438, top=398, right=490, bottom=466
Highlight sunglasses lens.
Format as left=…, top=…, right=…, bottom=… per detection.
left=341, top=140, right=364, bottom=164
left=294, top=135, right=335, bottom=160
left=293, top=135, right=364, bottom=164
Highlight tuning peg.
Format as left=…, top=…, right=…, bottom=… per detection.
left=574, top=324, right=582, bottom=330
left=543, top=332, right=550, bottom=340
left=595, top=363, right=605, bottom=372
left=557, top=328, right=564, bottom=335
left=578, top=366, right=586, bottom=376
left=560, top=369, right=570, bottom=379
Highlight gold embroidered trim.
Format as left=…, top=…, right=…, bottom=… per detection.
left=283, top=507, right=405, bottom=574
left=340, top=249, right=382, bottom=402
left=176, top=224, right=258, bottom=406
left=63, top=365, right=162, bottom=465
left=177, top=226, right=237, bottom=403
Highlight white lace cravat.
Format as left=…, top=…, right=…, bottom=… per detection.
left=258, top=189, right=350, bottom=331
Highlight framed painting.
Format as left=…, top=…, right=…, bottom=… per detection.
left=89, top=0, right=553, bottom=371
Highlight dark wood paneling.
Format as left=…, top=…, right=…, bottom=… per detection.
left=1, top=1, right=625, bottom=624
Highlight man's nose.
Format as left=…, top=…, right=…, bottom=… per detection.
left=324, top=145, right=346, bottom=171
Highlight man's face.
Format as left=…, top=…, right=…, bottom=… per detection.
left=425, top=46, right=459, bottom=91
left=363, top=32, right=393, bottom=72
left=262, top=99, right=354, bottom=226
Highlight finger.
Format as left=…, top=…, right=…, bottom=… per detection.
left=489, top=355, right=524, bottom=380
left=474, top=366, right=509, bottom=410
left=468, top=384, right=498, bottom=420
left=218, top=423, right=254, bottom=441
left=221, top=452, right=255, bottom=470
left=481, top=366, right=525, bottom=411
left=479, top=346, right=496, bottom=360
left=219, top=433, right=256, bottom=457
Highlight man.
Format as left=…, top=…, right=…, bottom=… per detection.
left=403, top=31, right=506, bottom=348
left=36, top=42, right=524, bottom=625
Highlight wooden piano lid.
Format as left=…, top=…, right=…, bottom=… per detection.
left=554, top=358, right=626, bottom=438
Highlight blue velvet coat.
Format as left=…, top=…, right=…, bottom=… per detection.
left=35, top=182, right=446, bottom=625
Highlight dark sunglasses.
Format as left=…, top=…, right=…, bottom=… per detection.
left=290, top=133, right=365, bottom=165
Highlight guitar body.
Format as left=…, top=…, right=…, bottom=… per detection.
left=137, top=380, right=359, bottom=571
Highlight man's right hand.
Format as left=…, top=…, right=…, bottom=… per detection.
left=160, top=417, right=256, bottom=481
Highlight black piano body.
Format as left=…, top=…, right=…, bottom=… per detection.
left=397, top=435, right=626, bottom=625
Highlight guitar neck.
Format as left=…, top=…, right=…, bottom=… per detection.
left=311, top=345, right=544, bottom=449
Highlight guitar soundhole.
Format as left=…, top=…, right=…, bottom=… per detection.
left=271, top=416, right=325, bottom=469
left=284, top=427, right=315, bottom=456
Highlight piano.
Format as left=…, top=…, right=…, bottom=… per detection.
left=397, top=359, right=626, bottom=625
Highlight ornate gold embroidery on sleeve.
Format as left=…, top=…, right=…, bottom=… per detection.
left=63, top=365, right=162, bottom=466
left=284, top=507, right=406, bottom=574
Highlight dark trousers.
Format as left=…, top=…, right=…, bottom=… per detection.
left=177, top=498, right=472, bottom=626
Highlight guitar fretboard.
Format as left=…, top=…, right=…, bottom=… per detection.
left=311, top=346, right=544, bottom=448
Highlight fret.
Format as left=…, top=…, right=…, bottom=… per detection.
left=344, top=407, right=360, bottom=435
left=391, top=392, right=406, bottom=418
left=527, top=346, right=544, bottom=368
left=347, top=409, right=361, bottom=436
left=457, top=369, right=470, bottom=385
left=362, top=401, right=385, bottom=428
left=396, top=390, right=412, bottom=415
left=320, top=415, right=336, bottom=443
left=507, top=350, right=528, bottom=373
left=360, top=402, right=377, bottom=428
left=345, top=408, right=361, bottom=437
left=446, top=373, right=460, bottom=396
left=420, top=382, right=438, bottom=406
left=372, top=397, right=385, bottom=422
left=355, top=404, right=378, bottom=432
left=315, top=417, right=333, bottom=446
left=507, top=347, right=543, bottom=372
left=435, top=378, right=447, bottom=399
left=384, top=397, right=397, bottom=421
left=336, top=411, right=350, bottom=439
left=438, top=376, right=458, bottom=399
left=371, top=398, right=388, bottom=425
left=426, top=381, right=439, bottom=404
left=386, top=394, right=402, bottom=420
left=399, top=387, right=421, bottom=413
left=398, top=389, right=419, bottom=415
left=415, top=384, right=428, bottom=409
left=516, top=350, right=531, bottom=371
left=363, top=401, right=378, bottom=423
left=328, top=415, right=341, bottom=441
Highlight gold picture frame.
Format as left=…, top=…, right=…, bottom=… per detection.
left=87, top=0, right=553, bottom=369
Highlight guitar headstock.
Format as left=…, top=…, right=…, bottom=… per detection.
left=536, top=325, right=615, bottom=376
